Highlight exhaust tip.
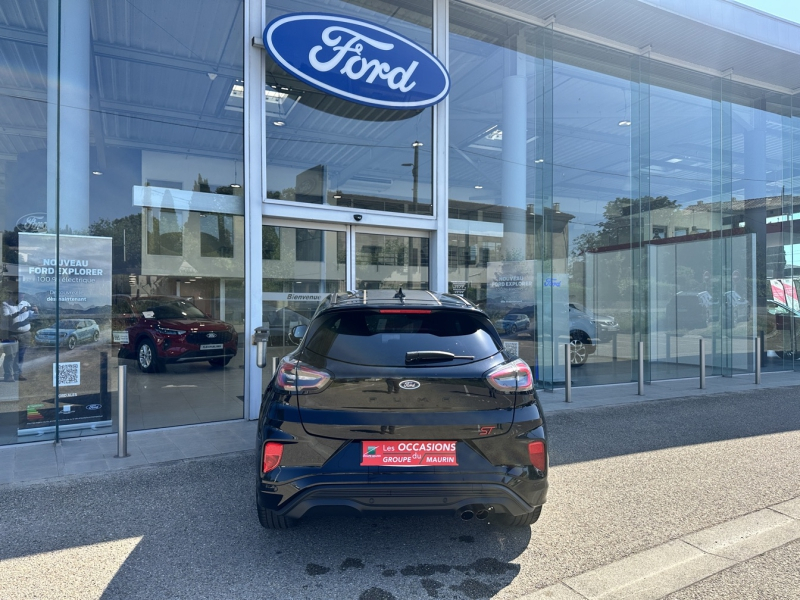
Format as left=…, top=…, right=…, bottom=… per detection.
left=475, top=509, right=489, bottom=520
left=460, top=510, right=474, bottom=521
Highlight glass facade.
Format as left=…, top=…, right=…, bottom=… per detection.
left=446, top=1, right=800, bottom=390
left=0, top=0, right=244, bottom=445
left=2, top=0, right=800, bottom=445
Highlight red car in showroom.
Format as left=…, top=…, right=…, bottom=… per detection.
left=116, top=295, right=237, bottom=372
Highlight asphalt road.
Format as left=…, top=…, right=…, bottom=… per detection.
left=1, top=387, right=800, bottom=599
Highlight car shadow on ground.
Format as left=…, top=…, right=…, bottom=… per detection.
left=0, top=453, right=531, bottom=600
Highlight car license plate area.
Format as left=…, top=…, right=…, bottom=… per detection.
left=200, top=343, right=223, bottom=350
left=361, top=441, right=458, bottom=467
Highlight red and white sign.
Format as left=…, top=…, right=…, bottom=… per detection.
left=361, top=441, right=458, bottom=467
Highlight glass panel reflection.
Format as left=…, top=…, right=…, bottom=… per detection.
left=355, top=233, right=429, bottom=290
left=262, top=225, right=346, bottom=376
left=264, top=0, right=434, bottom=215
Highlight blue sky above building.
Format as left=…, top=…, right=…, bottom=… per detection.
left=735, top=0, right=800, bottom=24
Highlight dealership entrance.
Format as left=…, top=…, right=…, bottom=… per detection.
left=261, top=218, right=430, bottom=371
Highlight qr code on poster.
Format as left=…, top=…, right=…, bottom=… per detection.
left=52, top=362, right=81, bottom=387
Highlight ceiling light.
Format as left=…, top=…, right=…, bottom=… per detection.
left=618, top=120, right=631, bottom=126
left=534, top=159, right=544, bottom=164
left=412, top=141, right=423, bottom=147
left=230, top=183, right=241, bottom=188
left=92, top=171, right=102, bottom=175
left=474, top=185, right=483, bottom=189
left=273, top=121, right=285, bottom=126
left=333, top=193, right=342, bottom=200
left=666, top=158, right=682, bottom=163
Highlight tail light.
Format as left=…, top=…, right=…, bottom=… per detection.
left=274, top=359, right=332, bottom=394
left=486, top=359, right=533, bottom=392
left=528, top=440, right=547, bottom=472
left=262, top=442, right=283, bottom=473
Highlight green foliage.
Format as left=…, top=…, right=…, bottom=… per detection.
left=572, top=195, right=678, bottom=255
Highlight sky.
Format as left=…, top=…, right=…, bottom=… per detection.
left=733, top=0, right=800, bottom=24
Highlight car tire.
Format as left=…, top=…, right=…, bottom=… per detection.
left=209, top=357, right=233, bottom=368
left=137, top=339, right=161, bottom=373
left=257, top=505, right=296, bottom=529
left=496, top=505, right=542, bottom=527
left=510, top=324, right=518, bottom=334
left=92, top=330, right=99, bottom=342
left=569, top=331, right=589, bottom=366
left=66, top=336, right=77, bottom=351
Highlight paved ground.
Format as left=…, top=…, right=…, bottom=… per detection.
left=1, top=385, right=799, bottom=599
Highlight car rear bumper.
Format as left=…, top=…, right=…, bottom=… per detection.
left=257, top=476, right=547, bottom=520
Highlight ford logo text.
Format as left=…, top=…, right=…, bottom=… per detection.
left=263, top=13, right=450, bottom=110
left=398, top=380, right=421, bottom=390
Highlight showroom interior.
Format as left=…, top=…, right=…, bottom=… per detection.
left=1, top=0, right=800, bottom=445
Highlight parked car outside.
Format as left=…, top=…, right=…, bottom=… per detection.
left=262, top=307, right=311, bottom=345
left=517, top=304, right=599, bottom=366
left=34, top=319, right=100, bottom=350
left=117, top=296, right=237, bottom=372
left=569, top=302, right=619, bottom=341
left=494, top=312, right=530, bottom=335
left=256, top=289, right=548, bottom=529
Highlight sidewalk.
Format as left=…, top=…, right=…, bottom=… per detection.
left=0, top=419, right=253, bottom=485
left=1, top=369, right=799, bottom=486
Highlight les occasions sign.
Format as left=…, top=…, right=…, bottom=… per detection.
left=263, top=13, right=450, bottom=110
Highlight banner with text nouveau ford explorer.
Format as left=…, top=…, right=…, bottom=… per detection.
left=15, top=233, right=112, bottom=435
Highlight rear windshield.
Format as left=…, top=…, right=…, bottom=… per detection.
left=304, top=309, right=502, bottom=366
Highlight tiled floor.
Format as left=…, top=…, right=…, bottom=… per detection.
left=2, top=369, right=800, bottom=485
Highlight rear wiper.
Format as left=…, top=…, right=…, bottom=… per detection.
left=405, top=351, right=474, bottom=363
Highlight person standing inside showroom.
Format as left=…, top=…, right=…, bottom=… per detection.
left=1, top=286, right=37, bottom=382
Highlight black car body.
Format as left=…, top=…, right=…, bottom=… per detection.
left=256, top=290, right=548, bottom=529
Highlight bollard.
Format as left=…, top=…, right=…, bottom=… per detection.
left=699, top=338, right=706, bottom=389
left=116, top=365, right=129, bottom=458
left=612, top=332, right=618, bottom=362
left=564, top=343, right=572, bottom=403
left=638, top=341, right=644, bottom=395
left=755, top=337, right=761, bottom=384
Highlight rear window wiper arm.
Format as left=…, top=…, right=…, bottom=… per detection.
left=405, top=351, right=474, bottom=363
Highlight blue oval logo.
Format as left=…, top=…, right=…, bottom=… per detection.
left=264, top=13, right=450, bottom=110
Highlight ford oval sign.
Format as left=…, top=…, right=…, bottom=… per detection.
left=264, top=13, right=450, bottom=110
left=398, top=380, right=421, bottom=390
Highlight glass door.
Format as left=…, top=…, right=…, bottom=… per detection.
left=261, top=221, right=429, bottom=368
left=351, top=227, right=430, bottom=292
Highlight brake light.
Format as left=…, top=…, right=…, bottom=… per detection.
left=486, top=359, right=533, bottom=392
left=528, top=440, right=546, bottom=472
left=262, top=442, right=283, bottom=473
left=379, top=309, right=432, bottom=314
left=274, top=359, right=332, bottom=393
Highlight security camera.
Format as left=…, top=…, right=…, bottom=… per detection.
left=353, top=214, right=363, bottom=222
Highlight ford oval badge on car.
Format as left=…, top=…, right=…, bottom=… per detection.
left=399, top=380, right=421, bottom=390
left=263, top=13, right=450, bottom=110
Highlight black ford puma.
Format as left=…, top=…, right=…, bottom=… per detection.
left=256, top=290, right=547, bottom=528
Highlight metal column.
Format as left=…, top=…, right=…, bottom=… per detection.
left=115, top=365, right=129, bottom=458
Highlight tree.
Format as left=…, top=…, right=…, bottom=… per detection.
left=572, top=195, right=678, bottom=255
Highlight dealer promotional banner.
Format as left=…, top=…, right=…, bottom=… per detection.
left=485, top=260, right=536, bottom=309
left=16, top=233, right=112, bottom=434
